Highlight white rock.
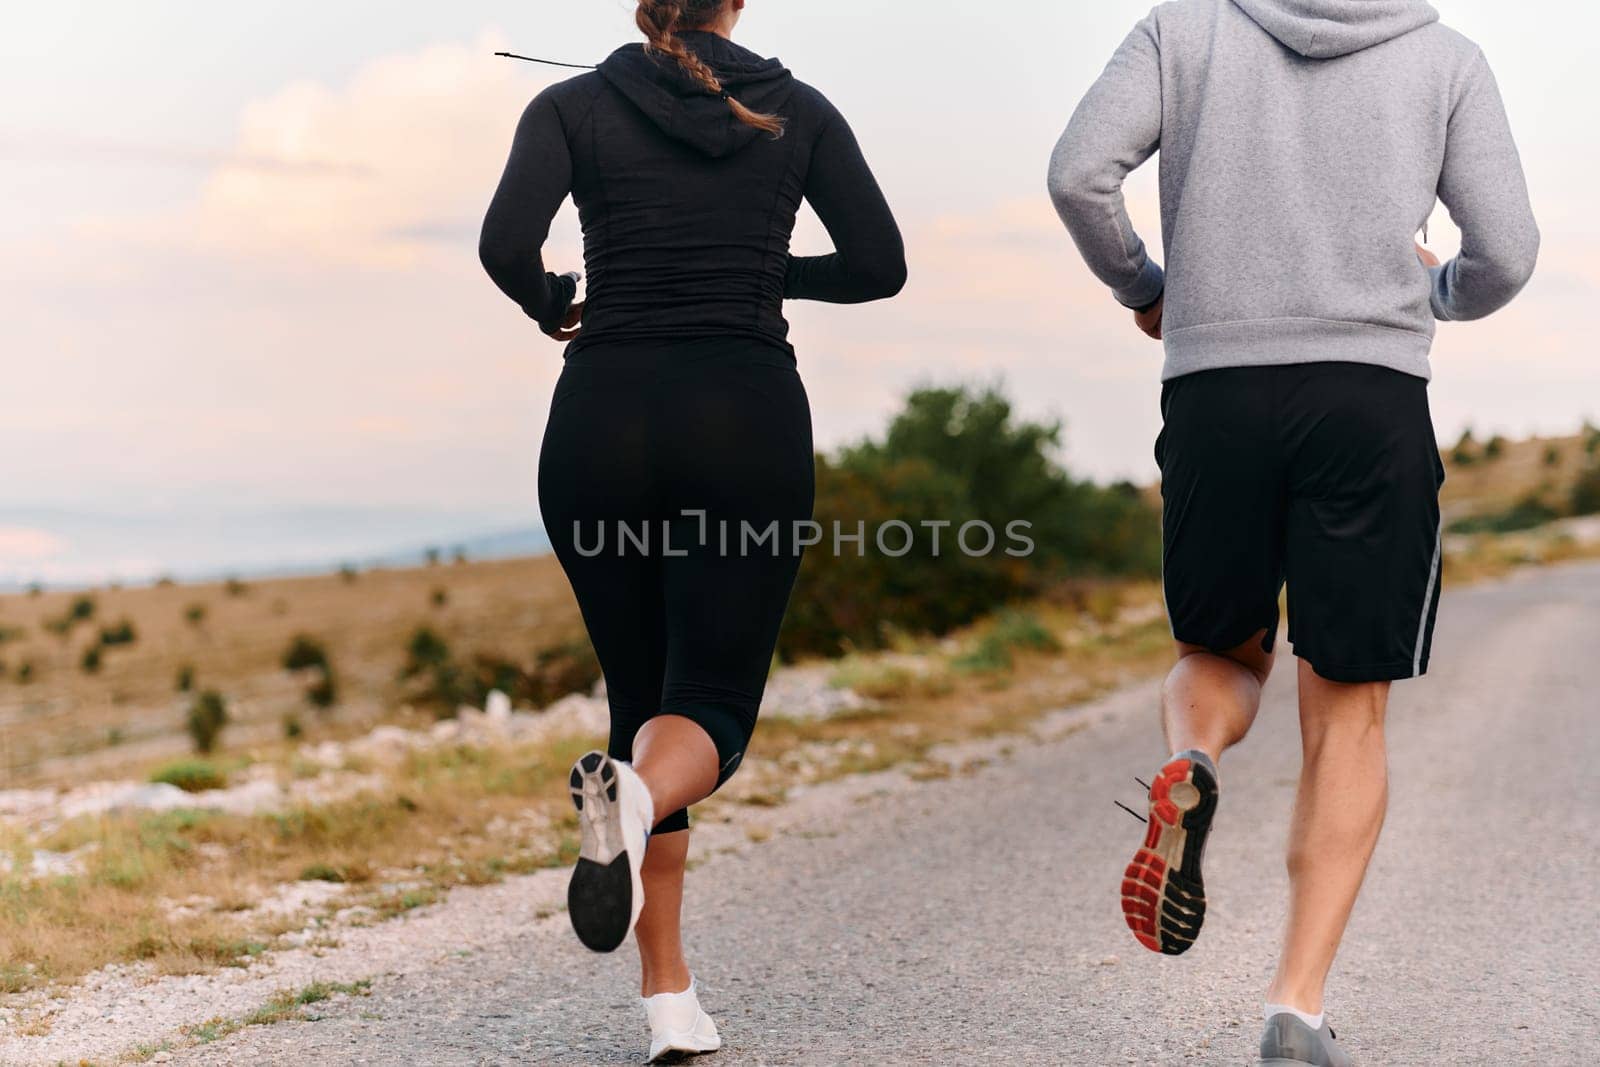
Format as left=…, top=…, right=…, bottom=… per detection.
left=485, top=690, right=512, bottom=721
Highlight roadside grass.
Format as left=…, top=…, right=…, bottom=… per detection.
left=0, top=586, right=1172, bottom=999
left=0, top=733, right=599, bottom=995
left=157, top=979, right=374, bottom=1056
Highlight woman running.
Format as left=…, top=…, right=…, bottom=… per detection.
left=479, top=0, right=905, bottom=1059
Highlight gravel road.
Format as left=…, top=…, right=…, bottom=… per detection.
left=153, top=563, right=1600, bottom=1065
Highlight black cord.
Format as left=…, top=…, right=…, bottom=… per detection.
left=494, top=51, right=597, bottom=71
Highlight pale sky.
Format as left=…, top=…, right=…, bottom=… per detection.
left=2, top=1, right=1596, bottom=582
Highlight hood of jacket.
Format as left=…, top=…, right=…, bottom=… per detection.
left=1231, top=0, right=1439, bottom=58
left=597, top=31, right=795, bottom=158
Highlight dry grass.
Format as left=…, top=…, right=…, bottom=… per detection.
left=0, top=585, right=1172, bottom=998
left=0, top=730, right=601, bottom=994
left=0, top=556, right=584, bottom=786
left=1440, top=429, right=1596, bottom=521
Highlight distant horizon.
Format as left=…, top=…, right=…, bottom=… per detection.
left=0, top=508, right=551, bottom=591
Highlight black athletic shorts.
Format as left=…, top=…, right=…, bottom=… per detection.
left=1156, top=362, right=1445, bottom=683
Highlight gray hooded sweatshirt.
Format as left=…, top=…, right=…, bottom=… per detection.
left=1048, top=0, right=1539, bottom=381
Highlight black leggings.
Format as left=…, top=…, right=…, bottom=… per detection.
left=538, top=338, right=815, bottom=834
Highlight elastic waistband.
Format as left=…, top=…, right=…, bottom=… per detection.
left=1161, top=318, right=1433, bottom=382
left=563, top=334, right=797, bottom=372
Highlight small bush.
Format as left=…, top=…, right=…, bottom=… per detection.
left=187, top=690, right=229, bottom=754
left=1543, top=444, right=1562, bottom=468
left=176, top=663, right=195, bottom=692
left=68, top=595, right=97, bottom=622
left=99, top=619, right=138, bottom=647
left=151, top=759, right=227, bottom=793
left=1447, top=493, right=1562, bottom=535
left=403, top=627, right=452, bottom=678
left=431, top=588, right=449, bottom=608
left=224, top=577, right=249, bottom=598
left=989, top=609, right=1062, bottom=653
left=1572, top=465, right=1600, bottom=517
left=952, top=633, right=1015, bottom=675
left=1484, top=434, right=1506, bottom=460
left=425, top=547, right=442, bottom=566
left=184, top=603, right=208, bottom=627
left=306, top=673, right=339, bottom=709
left=81, top=646, right=103, bottom=674
left=16, top=661, right=35, bottom=684
left=339, top=564, right=360, bottom=583
left=282, top=634, right=330, bottom=673
left=1450, top=428, right=1478, bottom=467
left=283, top=714, right=304, bottom=739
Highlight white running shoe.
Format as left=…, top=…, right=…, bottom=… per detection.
left=644, top=978, right=722, bottom=1063
left=567, top=751, right=654, bottom=953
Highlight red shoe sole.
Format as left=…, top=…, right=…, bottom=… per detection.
left=1121, top=754, right=1217, bottom=955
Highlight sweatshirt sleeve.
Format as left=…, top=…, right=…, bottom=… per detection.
left=479, top=88, right=579, bottom=333
left=1047, top=15, right=1165, bottom=310
left=785, top=99, right=908, bottom=304
left=1429, top=51, right=1540, bottom=322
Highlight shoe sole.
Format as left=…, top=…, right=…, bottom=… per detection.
left=568, top=751, right=634, bottom=953
left=648, top=1034, right=722, bottom=1063
left=1121, top=754, right=1217, bottom=955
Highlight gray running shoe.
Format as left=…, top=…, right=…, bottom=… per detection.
left=1260, top=1013, right=1352, bottom=1066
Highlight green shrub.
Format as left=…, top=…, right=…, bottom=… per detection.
left=425, top=547, right=442, bottom=566
left=184, top=603, right=208, bottom=627
left=16, top=661, right=34, bottom=684
left=1544, top=444, right=1562, bottom=467
left=224, top=577, right=249, bottom=598
left=431, top=587, right=449, bottom=608
left=306, top=673, right=339, bottom=709
left=1447, top=493, right=1561, bottom=534
left=339, top=564, right=360, bottom=583
left=98, top=619, right=138, bottom=647
left=403, top=627, right=452, bottom=678
left=81, top=646, right=103, bottom=674
left=779, top=385, right=1159, bottom=657
left=175, top=663, right=195, bottom=692
left=68, top=595, right=97, bottom=622
left=283, top=714, right=304, bottom=739
left=282, top=634, right=330, bottom=673
left=1484, top=434, right=1506, bottom=460
left=989, top=609, right=1062, bottom=653
left=186, top=690, right=229, bottom=754
left=151, top=759, right=227, bottom=793
left=1451, top=428, right=1478, bottom=467
left=1572, top=465, right=1600, bottom=517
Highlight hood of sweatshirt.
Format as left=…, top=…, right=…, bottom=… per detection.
left=597, top=31, right=795, bottom=158
left=1231, top=0, right=1439, bottom=58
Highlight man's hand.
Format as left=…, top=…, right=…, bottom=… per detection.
left=542, top=300, right=584, bottom=343
left=1415, top=243, right=1440, bottom=268
left=1134, top=295, right=1163, bottom=341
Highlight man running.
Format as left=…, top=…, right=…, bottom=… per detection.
left=1048, top=1, right=1537, bottom=1063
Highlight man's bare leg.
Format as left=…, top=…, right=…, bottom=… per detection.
left=1163, top=629, right=1277, bottom=763
left=1266, top=661, right=1391, bottom=1014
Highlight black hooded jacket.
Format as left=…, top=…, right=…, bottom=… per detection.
left=479, top=32, right=906, bottom=353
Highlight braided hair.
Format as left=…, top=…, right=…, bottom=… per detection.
left=635, top=0, right=786, bottom=137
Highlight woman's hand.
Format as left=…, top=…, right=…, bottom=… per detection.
left=1415, top=243, right=1440, bottom=268
left=1134, top=295, right=1164, bottom=341
left=543, top=300, right=585, bottom=343
left=542, top=272, right=584, bottom=342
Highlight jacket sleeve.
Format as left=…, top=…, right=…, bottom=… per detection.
left=785, top=99, right=908, bottom=303
left=1047, top=15, right=1165, bottom=310
left=1429, top=51, right=1540, bottom=322
left=479, top=88, right=579, bottom=333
